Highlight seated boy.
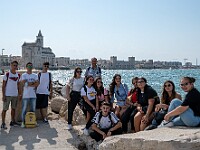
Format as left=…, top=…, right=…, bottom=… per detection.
left=90, top=101, right=122, bottom=142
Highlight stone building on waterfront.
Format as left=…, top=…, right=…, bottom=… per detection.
left=98, top=56, right=135, bottom=69
left=21, top=30, right=55, bottom=69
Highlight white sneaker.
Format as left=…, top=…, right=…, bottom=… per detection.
left=83, top=128, right=89, bottom=136
left=21, top=122, right=25, bottom=128
left=158, top=120, right=174, bottom=128
left=66, top=124, right=72, bottom=130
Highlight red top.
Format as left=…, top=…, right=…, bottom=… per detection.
left=128, top=90, right=137, bottom=103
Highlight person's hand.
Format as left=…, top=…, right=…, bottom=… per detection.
left=142, top=115, right=149, bottom=124
left=92, top=106, right=97, bottom=112
left=66, top=95, right=71, bottom=101
left=107, top=131, right=112, bottom=137
left=96, top=106, right=99, bottom=111
left=49, top=93, right=53, bottom=99
left=18, top=95, right=22, bottom=101
left=164, top=113, right=170, bottom=121
left=155, top=104, right=161, bottom=112
left=102, top=132, right=107, bottom=139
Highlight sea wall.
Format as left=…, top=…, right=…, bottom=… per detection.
left=99, top=127, right=200, bottom=150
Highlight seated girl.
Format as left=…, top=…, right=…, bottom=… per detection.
left=109, top=74, right=128, bottom=118
left=160, top=77, right=200, bottom=127
left=145, top=80, right=181, bottom=130
left=134, top=77, right=159, bottom=132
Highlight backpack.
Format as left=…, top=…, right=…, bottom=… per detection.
left=38, top=72, right=52, bottom=91
left=87, top=66, right=101, bottom=75
left=5, top=72, right=21, bottom=86
left=25, top=112, right=37, bottom=128
left=61, top=78, right=74, bottom=98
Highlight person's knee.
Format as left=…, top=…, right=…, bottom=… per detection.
left=171, top=98, right=182, bottom=105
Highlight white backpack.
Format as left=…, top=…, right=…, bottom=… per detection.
left=61, top=78, right=74, bottom=98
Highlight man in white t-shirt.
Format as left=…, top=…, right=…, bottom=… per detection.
left=1, top=61, right=21, bottom=129
left=36, top=62, right=52, bottom=123
left=20, top=62, right=39, bottom=128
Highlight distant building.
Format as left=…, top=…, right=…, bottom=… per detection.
left=55, top=57, right=70, bottom=67
left=0, top=55, right=9, bottom=67
left=21, top=30, right=55, bottom=69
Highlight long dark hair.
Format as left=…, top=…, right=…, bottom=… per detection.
left=84, top=75, right=94, bottom=86
left=161, top=80, right=176, bottom=104
left=94, top=77, right=104, bottom=96
left=129, top=77, right=139, bottom=94
left=109, top=74, right=121, bottom=97
left=73, top=67, right=82, bottom=78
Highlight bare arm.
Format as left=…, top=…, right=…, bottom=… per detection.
left=164, top=105, right=189, bottom=121
left=2, top=80, right=6, bottom=101
left=83, top=96, right=96, bottom=110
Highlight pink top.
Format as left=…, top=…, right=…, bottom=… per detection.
left=97, top=88, right=108, bottom=101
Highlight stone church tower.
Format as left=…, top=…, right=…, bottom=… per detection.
left=21, top=30, right=55, bottom=69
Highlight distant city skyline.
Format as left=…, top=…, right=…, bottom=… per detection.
left=1, top=0, right=200, bottom=64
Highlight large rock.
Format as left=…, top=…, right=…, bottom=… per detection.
left=50, top=96, right=66, bottom=113
left=64, top=106, right=86, bottom=125
left=99, top=127, right=200, bottom=150
left=59, top=101, right=68, bottom=117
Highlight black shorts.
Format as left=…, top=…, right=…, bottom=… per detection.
left=36, top=94, right=49, bottom=109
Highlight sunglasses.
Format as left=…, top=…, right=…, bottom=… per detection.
left=76, top=71, right=82, bottom=73
left=137, top=80, right=145, bottom=84
left=164, top=84, right=171, bottom=87
left=44, top=65, right=49, bottom=68
left=13, top=64, right=18, bottom=67
left=180, top=82, right=189, bottom=87
left=97, top=81, right=103, bottom=84
left=27, top=65, right=32, bottom=68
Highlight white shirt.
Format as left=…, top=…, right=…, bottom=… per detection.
left=3, top=71, right=20, bottom=96
left=81, top=85, right=96, bottom=101
left=67, top=77, right=84, bottom=92
left=92, top=112, right=119, bottom=129
left=21, top=73, right=38, bottom=98
left=36, top=72, right=51, bottom=95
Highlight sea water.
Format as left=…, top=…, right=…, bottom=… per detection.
left=51, top=69, right=200, bottom=97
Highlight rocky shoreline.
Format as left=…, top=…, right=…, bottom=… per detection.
left=1, top=76, right=200, bottom=150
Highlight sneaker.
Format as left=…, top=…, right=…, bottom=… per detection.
left=21, top=122, right=25, bottom=128
left=66, top=124, right=72, bottom=130
left=43, top=119, right=49, bottom=124
left=144, top=125, right=157, bottom=130
left=158, top=120, right=174, bottom=128
left=1, top=123, right=7, bottom=129
left=83, top=128, right=89, bottom=136
left=10, top=121, right=20, bottom=126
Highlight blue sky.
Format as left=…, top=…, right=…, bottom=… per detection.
left=1, top=0, right=200, bottom=64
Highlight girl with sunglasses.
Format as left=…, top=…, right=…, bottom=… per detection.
left=160, top=77, right=200, bottom=127
left=145, top=80, right=181, bottom=130
left=134, top=77, right=159, bottom=132
left=66, top=67, right=84, bottom=130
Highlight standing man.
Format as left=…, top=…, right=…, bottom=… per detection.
left=85, top=57, right=101, bottom=79
left=21, top=62, right=39, bottom=128
left=36, top=62, right=52, bottom=123
left=1, top=61, right=21, bottom=129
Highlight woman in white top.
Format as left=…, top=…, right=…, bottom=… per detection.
left=66, top=67, right=84, bottom=130
left=81, top=75, right=97, bottom=135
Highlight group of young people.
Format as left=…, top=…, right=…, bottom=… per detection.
left=1, top=61, right=52, bottom=129
left=66, top=57, right=200, bottom=142
left=2, top=58, right=200, bottom=143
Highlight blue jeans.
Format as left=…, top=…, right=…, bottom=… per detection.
left=21, top=98, right=36, bottom=122
left=168, top=99, right=200, bottom=127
